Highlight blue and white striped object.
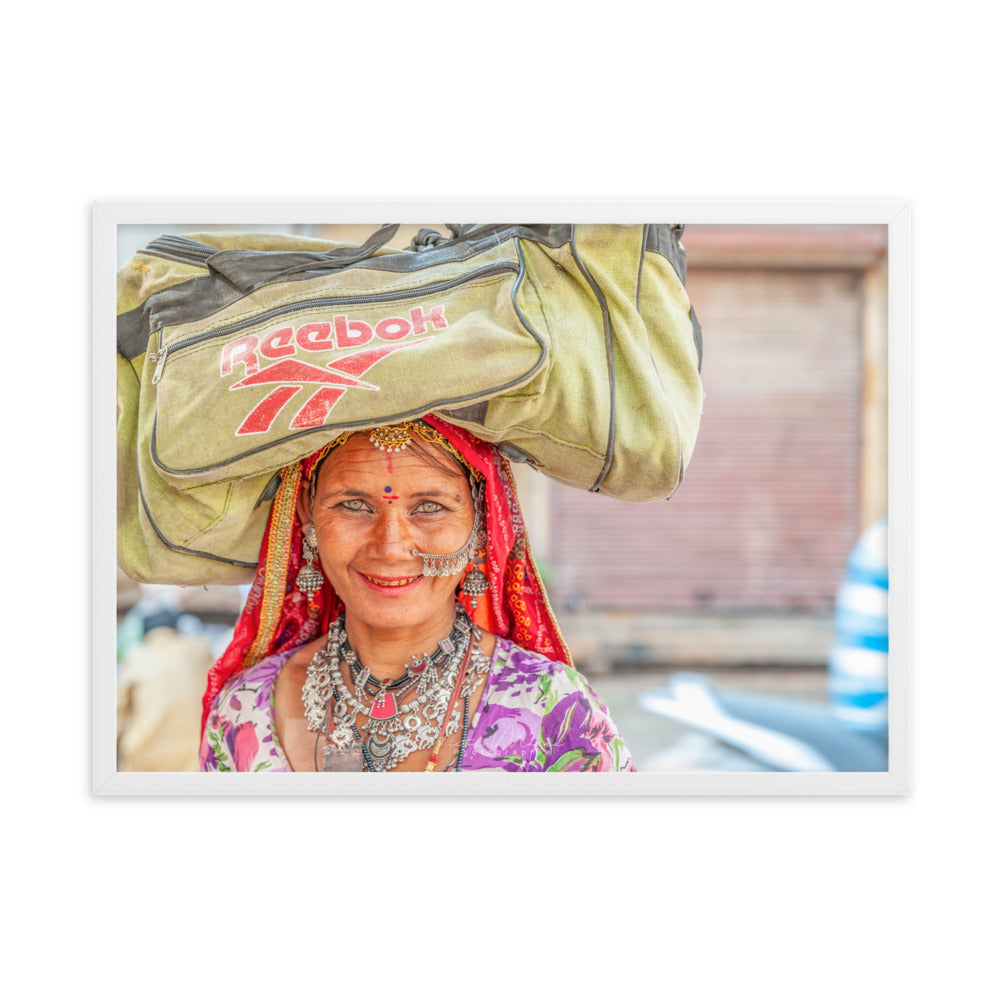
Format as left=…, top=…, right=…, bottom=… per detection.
left=829, top=517, right=888, bottom=735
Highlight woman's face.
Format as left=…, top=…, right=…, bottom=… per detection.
left=301, top=433, right=475, bottom=634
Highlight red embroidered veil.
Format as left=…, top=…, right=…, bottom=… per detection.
left=201, top=415, right=570, bottom=735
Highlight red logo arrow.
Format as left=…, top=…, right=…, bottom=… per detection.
left=230, top=341, right=422, bottom=435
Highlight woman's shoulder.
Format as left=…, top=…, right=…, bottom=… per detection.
left=493, top=635, right=563, bottom=668
left=201, top=645, right=310, bottom=772
left=215, top=647, right=296, bottom=704
left=468, top=637, right=635, bottom=772
left=490, top=636, right=592, bottom=696
left=215, top=636, right=323, bottom=703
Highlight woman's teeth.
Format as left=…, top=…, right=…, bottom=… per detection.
left=364, top=574, right=420, bottom=587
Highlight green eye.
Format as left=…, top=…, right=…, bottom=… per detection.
left=415, top=501, right=443, bottom=513
left=341, top=499, right=369, bottom=512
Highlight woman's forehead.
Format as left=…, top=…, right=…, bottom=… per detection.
left=317, top=433, right=468, bottom=489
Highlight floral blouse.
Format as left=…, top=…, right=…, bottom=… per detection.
left=200, top=637, right=635, bottom=772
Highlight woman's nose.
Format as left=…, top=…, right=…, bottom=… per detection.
left=369, top=509, right=414, bottom=556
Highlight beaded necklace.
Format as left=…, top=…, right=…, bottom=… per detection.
left=302, top=603, right=490, bottom=772
left=342, top=611, right=469, bottom=710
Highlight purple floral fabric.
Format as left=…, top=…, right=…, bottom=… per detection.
left=200, top=653, right=287, bottom=772
left=200, top=638, right=635, bottom=772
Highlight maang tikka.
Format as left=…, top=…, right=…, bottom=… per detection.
left=296, top=524, right=325, bottom=600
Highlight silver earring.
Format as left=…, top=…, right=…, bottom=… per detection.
left=461, top=499, right=489, bottom=609
left=460, top=564, right=489, bottom=609
left=296, top=525, right=324, bottom=600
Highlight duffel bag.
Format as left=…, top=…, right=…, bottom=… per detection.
left=117, top=223, right=703, bottom=585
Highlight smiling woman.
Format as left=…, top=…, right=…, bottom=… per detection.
left=199, top=418, right=636, bottom=772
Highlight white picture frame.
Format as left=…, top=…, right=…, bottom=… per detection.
left=94, top=198, right=911, bottom=796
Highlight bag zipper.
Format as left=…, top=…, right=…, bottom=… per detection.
left=149, top=345, right=169, bottom=384
left=148, top=261, right=520, bottom=384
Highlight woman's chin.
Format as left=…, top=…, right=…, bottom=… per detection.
left=341, top=574, right=457, bottom=632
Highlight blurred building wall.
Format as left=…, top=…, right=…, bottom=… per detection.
left=544, top=224, right=888, bottom=615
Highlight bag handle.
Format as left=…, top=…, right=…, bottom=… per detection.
left=204, top=223, right=401, bottom=291
left=409, top=224, right=479, bottom=250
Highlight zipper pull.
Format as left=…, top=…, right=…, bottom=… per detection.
left=148, top=348, right=168, bottom=384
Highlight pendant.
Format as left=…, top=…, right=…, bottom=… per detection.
left=369, top=690, right=399, bottom=721
left=322, top=745, right=364, bottom=772
left=366, top=732, right=395, bottom=770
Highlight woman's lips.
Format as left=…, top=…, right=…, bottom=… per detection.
left=357, top=571, right=424, bottom=593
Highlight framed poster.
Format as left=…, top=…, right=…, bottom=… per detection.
left=94, top=200, right=910, bottom=795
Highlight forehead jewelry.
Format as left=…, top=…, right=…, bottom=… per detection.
left=369, top=423, right=415, bottom=452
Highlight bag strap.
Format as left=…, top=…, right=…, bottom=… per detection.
left=204, top=223, right=401, bottom=291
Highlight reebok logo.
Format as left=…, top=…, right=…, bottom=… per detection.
left=219, top=304, right=448, bottom=436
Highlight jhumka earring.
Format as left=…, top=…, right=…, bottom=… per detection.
left=460, top=562, right=489, bottom=610
left=296, top=524, right=325, bottom=601
left=462, top=482, right=489, bottom=608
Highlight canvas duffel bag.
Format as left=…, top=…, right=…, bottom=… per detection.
left=117, top=223, right=703, bottom=585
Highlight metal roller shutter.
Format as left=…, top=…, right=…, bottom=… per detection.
left=548, top=260, right=865, bottom=613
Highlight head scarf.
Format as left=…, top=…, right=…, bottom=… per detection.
left=201, top=415, right=570, bottom=735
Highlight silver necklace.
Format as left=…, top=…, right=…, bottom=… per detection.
left=302, top=604, right=491, bottom=772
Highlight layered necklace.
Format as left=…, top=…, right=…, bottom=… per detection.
left=302, top=603, right=491, bottom=772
